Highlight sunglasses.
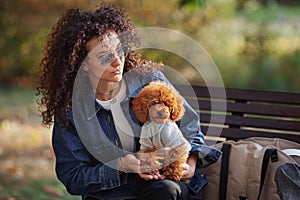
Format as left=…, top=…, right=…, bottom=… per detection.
left=93, top=45, right=130, bottom=66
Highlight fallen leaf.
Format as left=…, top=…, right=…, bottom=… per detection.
left=0, top=194, right=17, bottom=200
left=42, top=185, right=64, bottom=197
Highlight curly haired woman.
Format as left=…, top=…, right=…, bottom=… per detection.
left=37, top=3, right=220, bottom=200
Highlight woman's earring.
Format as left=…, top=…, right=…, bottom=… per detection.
left=82, top=64, right=89, bottom=72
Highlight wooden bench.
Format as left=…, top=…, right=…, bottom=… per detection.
left=175, top=85, right=300, bottom=144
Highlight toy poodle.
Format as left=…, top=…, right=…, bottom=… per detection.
left=132, top=81, right=191, bottom=181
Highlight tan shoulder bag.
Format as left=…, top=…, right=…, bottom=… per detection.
left=198, top=137, right=300, bottom=200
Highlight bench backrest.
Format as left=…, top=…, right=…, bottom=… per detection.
left=175, top=85, right=300, bottom=144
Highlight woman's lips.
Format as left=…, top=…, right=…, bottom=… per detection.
left=112, top=70, right=121, bottom=75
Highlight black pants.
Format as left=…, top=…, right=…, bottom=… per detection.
left=84, top=174, right=189, bottom=200
left=137, top=178, right=189, bottom=200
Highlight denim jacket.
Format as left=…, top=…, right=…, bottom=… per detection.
left=52, top=68, right=221, bottom=198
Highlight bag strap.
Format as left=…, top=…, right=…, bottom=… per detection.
left=219, top=144, right=279, bottom=200
left=257, top=148, right=278, bottom=200
left=219, top=143, right=231, bottom=200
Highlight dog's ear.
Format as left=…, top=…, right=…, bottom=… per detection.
left=132, top=97, right=149, bottom=124
left=170, top=96, right=185, bottom=121
left=136, top=104, right=149, bottom=123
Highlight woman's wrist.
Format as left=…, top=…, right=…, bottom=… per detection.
left=118, top=157, right=126, bottom=172
left=188, top=153, right=197, bottom=171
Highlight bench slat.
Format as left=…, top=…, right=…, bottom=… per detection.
left=201, top=126, right=300, bottom=143
left=199, top=113, right=300, bottom=131
left=176, top=85, right=300, bottom=105
left=185, top=98, right=300, bottom=118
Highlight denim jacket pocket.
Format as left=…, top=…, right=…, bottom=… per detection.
left=187, top=173, right=208, bottom=195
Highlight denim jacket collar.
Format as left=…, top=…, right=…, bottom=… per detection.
left=80, top=70, right=147, bottom=121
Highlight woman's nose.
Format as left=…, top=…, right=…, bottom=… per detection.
left=111, top=55, right=122, bottom=67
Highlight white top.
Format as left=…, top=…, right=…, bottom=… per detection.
left=96, top=80, right=134, bottom=152
left=139, top=120, right=191, bottom=151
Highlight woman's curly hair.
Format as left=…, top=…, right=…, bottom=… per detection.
left=37, top=4, right=158, bottom=128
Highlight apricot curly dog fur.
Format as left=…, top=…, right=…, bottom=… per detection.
left=132, top=81, right=191, bottom=181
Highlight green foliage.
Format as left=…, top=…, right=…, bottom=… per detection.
left=0, top=0, right=87, bottom=87
left=1, top=0, right=300, bottom=92
left=178, top=0, right=205, bottom=10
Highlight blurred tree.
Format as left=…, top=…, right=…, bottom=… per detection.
left=0, top=0, right=299, bottom=92
left=0, top=0, right=88, bottom=87
left=178, top=0, right=205, bottom=9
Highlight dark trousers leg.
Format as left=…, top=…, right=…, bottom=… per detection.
left=138, top=179, right=189, bottom=200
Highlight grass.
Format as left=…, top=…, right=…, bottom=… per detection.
left=0, top=87, right=40, bottom=123
left=0, top=87, right=80, bottom=199
left=1, top=178, right=80, bottom=200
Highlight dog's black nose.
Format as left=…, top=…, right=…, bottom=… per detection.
left=157, top=111, right=164, bottom=117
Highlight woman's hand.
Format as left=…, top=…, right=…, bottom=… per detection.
left=181, top=163, right=194, bottom=179
left=119, top=154, right=164, bottom=180
left=118, top=154, right=141, bottom=173
left=138, top=170, right=164, bottom=180
left=181, top=153, right=198, bottom=180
